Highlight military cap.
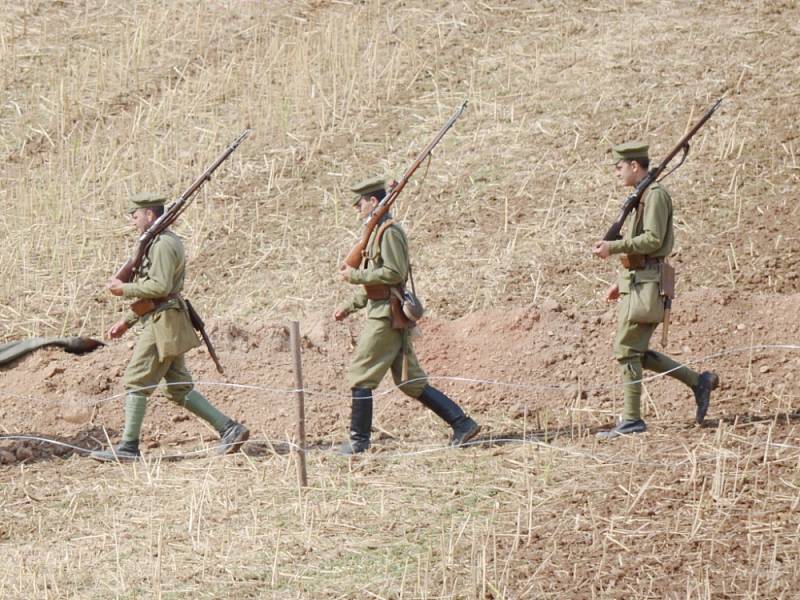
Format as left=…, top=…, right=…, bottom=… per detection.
left=127, top=191, right=169, bottom=214
left=350, top=176, right=386, bottom=205
left=610, top=141, right=649, bottom=164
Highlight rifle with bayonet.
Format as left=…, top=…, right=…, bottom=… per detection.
left=115, top=129, right=251, bottom=282
left=602, top=98, right=723, bottom=242
left=115, top=129, right=251, bottom=373
left=342, top=101, right=468, bottom=269
left=602, top=99, right=722, bottom=347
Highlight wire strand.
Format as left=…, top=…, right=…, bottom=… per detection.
left=0, top=342, right=796, bottom=408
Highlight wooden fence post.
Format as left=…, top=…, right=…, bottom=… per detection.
left=289, top=321, right=308, bottom=488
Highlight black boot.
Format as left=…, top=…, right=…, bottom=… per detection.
left=339, top=388, right=373, bottom=455
left=416, top=386, right=481, bottom=447
left=596, top=419, right=647, bottom=440
left=89, top=440, right=141, bottom=463
left=692, top=371, right=719, bottom=425
left=217, top=420, right=250, bottom=455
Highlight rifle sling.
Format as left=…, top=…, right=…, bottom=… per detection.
left=362, top=219, right=396, bottom=300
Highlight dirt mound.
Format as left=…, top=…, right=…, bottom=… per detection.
left=2, top=290, right=797, bottom=465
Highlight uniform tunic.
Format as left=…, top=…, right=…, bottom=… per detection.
left=120, top=231, right=200, bottom=400
left=340, top=218, right=428, bottom=397
left=605, top=183, right=699, bottom=421
left=608, top=183, right=672, bottom=360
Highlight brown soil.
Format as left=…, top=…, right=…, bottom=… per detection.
left=1, top=0, right=800, bottom=594
left=2, top=288, right=798, bottom=465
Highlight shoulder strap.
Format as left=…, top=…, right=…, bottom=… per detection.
left=365, top=219, right=395, bottom=262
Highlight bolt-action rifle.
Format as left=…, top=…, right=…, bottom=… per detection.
left=602, top=98, right=722, bottom=242
left=114, top=129, right=251, bottom=373
left=602, top=99, right=722, bottom=347
left=342, top=101, right=468, bottom=269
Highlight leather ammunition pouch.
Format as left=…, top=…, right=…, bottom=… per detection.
left=391, top=286, right=424, bottom=324
left=389, top=291, right=415, bottom=330
left=620, top=254, right=664, bottom=270
left=389, top=262, right=425, bottom=330
left=129, top=293, right=179, bottom=317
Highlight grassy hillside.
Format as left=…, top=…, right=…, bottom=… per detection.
left=1, top=1, right=800, bottom=598
left=1, top=0, right=798, bottom=341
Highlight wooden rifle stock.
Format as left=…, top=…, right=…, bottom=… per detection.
left=602, top=98, right=722, bottom=241
left=114, top=257, right=137, bottom=283
left=343, top=101, right=468, bottom=268
left=343, top=239, right=368, bottom=270
left=603, top=173, right=656, bottom=241
left=114, top=129, right=251, bottom=281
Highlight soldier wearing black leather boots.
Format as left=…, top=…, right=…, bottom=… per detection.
left=335, top=177, right=480, bottom=454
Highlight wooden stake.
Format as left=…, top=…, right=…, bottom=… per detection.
left=289, top=321, right=308, bottom=488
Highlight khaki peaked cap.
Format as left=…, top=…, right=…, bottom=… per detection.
left=127, top=191, right=169, bottom=214
left=610, top=141, right=649, bottom=164
left=349, top=176, right=386, bottom=205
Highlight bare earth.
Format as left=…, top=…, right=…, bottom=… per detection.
left=1, top=0, right=799, bottom=598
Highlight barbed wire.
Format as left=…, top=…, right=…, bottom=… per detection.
left=1, top=342, right=798, bottom=466
left=0, top=342, right=797, bottom=408
left=3, top=430, right=800, bottom=469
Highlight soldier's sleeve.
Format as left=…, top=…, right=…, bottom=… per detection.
left=339, top=288, right=369, bottom=315
left=606, top=187, right=670, bottom=255
left=121, top=237, right=179, bottom=298
left=123, top=310, right=140, bottom=327
left=347, top=227, right=407, bottom=286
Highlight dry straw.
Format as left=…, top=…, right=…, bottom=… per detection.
left=1, top=0, right=799, bottom=597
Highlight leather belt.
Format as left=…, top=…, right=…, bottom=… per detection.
left=364, top=285, right=391, bottom=300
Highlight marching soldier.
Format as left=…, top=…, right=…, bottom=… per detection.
left=592, top=143, right=719, bottom=439
left=334, top=177, right=480, bottom=454
left=90, top=192, right=249, bottom=461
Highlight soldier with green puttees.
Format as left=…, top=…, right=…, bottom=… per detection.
left=592, top=143, right=719, bottom=440
left=90, top=192, right=249, bottom=462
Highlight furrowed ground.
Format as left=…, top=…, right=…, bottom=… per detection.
left=1, top=0, right=799, bottom=598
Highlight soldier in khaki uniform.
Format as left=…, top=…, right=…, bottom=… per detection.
left=592, top=143, right=719, bottom=439
left=334, top=177, right=480, bottom=454
left=90, top=192, right=249, bottom=461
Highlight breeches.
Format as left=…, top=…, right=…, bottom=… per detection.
left=347, top=317, right=428, bottom=398
left=613, top=293, right=659, bottom=360
left=123, top=322, right=194, bottom=402
left=612, top=293, right=698, bottom=420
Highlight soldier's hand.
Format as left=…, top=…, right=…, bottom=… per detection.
left=333, top=308, right=348, bottom=322
left=107, top=320, right=129, bottom=339
left=605, top=283, right=620, bottom=302
left=592, top=241, right=611, bottom=260
left=106, top=277, right=125, bottom=296
left=339, top=264, right=353, bottom=281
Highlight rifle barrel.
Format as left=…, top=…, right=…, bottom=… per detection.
left=601, top=98, right=722, bottom=241
left=653, top=98, right=722, bottom=178
left=381, top=100, right=467, bottom=207
left=122, top=129, right=251, bottom=279
left=344, top=101, right=468, bottom=268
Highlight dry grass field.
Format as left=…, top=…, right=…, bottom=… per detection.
left=1, top=0, right=800, bottom=598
